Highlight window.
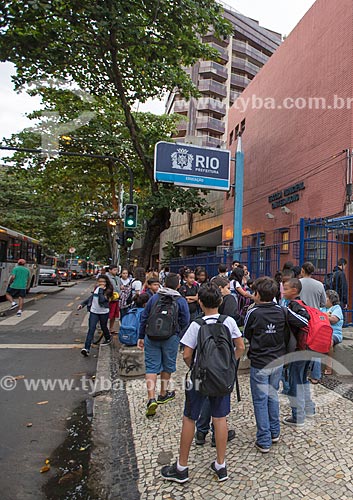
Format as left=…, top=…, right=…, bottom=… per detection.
left=7, top=238, right=21, bottom=261
left=281, top=230, right=289, bottom=253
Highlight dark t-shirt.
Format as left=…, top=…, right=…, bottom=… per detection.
left=179, top=283, right=199, bottom=314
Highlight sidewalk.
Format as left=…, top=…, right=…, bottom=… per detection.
left=90, top=340, right=353, bottom=500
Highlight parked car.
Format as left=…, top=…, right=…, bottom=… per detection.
left=58, top=268, right=71, bottom=282
left=38, top=269, right=62, bottom=286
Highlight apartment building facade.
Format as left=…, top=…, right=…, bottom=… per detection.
left=161, top=3, right=281, bottom=258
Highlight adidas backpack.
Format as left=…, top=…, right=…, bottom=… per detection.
left=145, top=295, right=179, bottom=340
left=295, top=300, right=333, bottom=353
left=191, top=315, right=237, bottom=397
left=118, top=307, right=144, bottom=346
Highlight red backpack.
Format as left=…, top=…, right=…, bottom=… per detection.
left=295, top=300, right=333, bottom=353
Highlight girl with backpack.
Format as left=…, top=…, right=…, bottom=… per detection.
left=77, top=275, right=113, bottom=357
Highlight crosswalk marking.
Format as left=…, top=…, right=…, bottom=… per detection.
left=0, top=344, right=83, bottom=349
left=81, top=312, right=89, bottom=327
left=43, top=311, right=72, bottom=327
left=0, top=310, right=38, bottom=326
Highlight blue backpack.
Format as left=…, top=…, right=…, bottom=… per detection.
left=119, top=307, right=144, bottom=346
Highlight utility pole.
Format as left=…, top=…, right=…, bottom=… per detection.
left=233, top=135, right=244, bottom=261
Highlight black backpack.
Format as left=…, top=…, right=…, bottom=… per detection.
left=324, top=272, right=337, bottom=291
left=191, top=315, right=237, bottom=397
left=145, top=295, right=179, bottom=340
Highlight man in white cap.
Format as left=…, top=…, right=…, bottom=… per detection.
left=6, top=259, right=31, bottom=316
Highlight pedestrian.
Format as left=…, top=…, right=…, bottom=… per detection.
left=211, top=263, right=228, bottom=280
left=300, top=262, right=327, bottom=383
left=179, top=270, right=199, bottom=322
left=144, top=277, right=161, bottom=298
left=6, top=258, right=31, bottom=317
left=195, top=267, right=208, bottom=286
left=326, top=258, right=348, bottom=309
left=77, top=275, right=113, bottom=357
left=161, top=282, right=244, bottom=483
left=227, top=260, right=241, bottom=277
left=320, top=289, right=344, bottom=375
left=282, top=278, right=314, bottom=426
left=107, top=264, right=121, bottom=335
left=137, top=273, right=190, bottom=417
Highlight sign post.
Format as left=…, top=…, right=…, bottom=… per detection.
left=68, top=247, right=75, bottom=271
left=154, top=142, right=230, bottom=191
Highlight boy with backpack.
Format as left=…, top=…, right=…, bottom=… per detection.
left=282, top=278, right=332, bottom=426
left=118, top=293, right=150, bottom=346
left=161, top=283, right=244, bottom=483
left=137, top=273, right=190, bottom=417
left=244, top=277, right=310, bottom=452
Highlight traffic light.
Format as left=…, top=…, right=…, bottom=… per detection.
left=125, top=229, right=134, bottom=247
left=124, top=204, right=138, bottom=229
left=116, top=232, right=125, bottom=246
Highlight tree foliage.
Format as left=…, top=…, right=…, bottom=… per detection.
left=0, top=0, right=231, bottom=267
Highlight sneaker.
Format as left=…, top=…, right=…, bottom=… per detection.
left=306, top=412, right=316, bottom=419
left=80, top=348, right=89, bottom=357
left=146, top=399, right=158, bottom=417
left=211, top=429, right=236, bottom=447
left=16, top=310, right=22, bottom=317
left=161, top=462, right=189, bottom=483
left=101, top=337, right=112, bottom=346
left=10, top=302, right=18, bottom=310
left=210, top=461, right=228, bottom=482
left=271, top=435, right=280, bottom=443
left=255, top=442, right=271, bottom=453
left=157, top=391, right=175, bottom=404
left=283, top=416, right=305, bottom=427
left=195, top=431, right=206, bottom=445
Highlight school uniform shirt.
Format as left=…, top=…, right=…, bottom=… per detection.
left=181, top=314, right=242, bottom=357
left=90, top=287, right=110, bottom=314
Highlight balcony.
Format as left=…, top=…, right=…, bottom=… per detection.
left=173, top=100, right=189, bottom=113
left=207, top=42, right=229, bottom=63
left=196, top=116, right=226, bottom=134
left=231, top=73, right=251, bottom=89
left=200, top=136, right=224, bottom=148
left=199, top=79, right=227, bottom=97
left=197, top=97, right=226, bottom=116
left=232, top=40, right=270, bottom=65
left=230, top=90, right=241, bottom=104
left=199, top=61, right=228, bottom=82
left=231, top=57, right=262, bottom=77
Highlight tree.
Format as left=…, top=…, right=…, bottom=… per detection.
left=0, top=1, right=231, bottom=266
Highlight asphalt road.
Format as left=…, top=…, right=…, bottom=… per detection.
left=0, top=280, right=98, bottom=500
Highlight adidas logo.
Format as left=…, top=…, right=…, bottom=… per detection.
left=265, top=323, right=276, bottom=334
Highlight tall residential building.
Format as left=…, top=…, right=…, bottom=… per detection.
left=160, top=3, right=281, bottom=260
left=165, top=2, right=282, bottom=149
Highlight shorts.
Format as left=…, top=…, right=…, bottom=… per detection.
left=333, top=336, right=342, bottom=346
left=109, top=301, right=120, bottom=319
left=6, top=287, right=26, bottom=299
left=184, top=385, right=231, bottom=420
left=144, top=335, right=179, bottom=374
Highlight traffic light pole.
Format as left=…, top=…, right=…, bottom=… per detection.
left=0, top=146, right=134, bottom=203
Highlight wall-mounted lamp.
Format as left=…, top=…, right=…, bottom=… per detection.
left=266, top=212, right=275, bottom=219
left=281, top=206, right=291, bottom=214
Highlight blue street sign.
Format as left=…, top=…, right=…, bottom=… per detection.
left=154, top=141, right=230, bottom=191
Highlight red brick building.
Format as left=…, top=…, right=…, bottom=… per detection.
left=224, top=0, right=353, bottom=279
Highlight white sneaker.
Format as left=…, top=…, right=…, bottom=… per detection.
left=10, top=302, right=18, bottom=310
left=16, top=310, right=22, bottom=317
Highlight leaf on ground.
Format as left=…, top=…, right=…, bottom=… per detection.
left=74, top=339, right=82, bottom=342
left=26, top=422, right=33, bottom=427
left=335, top=472, right=345, bottom=479
left=45, top=459, right=50, bottom=465
left=36, top=401, right=48, bottom=405
left=14, top=375, right=25, bottom=380
left=79, top=445, right=90, bottom=451
left=40, top=465, right=50, bottom=473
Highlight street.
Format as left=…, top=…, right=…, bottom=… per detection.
left=0, top=280, right=98, bottom=500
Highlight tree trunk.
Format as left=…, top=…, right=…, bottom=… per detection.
left=139, top=207, right=171, bottom=269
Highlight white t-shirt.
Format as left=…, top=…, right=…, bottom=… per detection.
left=181, top=314, right=242, bottom=351
left=230, top=280, right=241, bottom=294
left=132, top=279, right=142, bottom=294
left=90, top=287, right=110, bottom=314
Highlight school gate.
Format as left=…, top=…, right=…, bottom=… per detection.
left=170, top=217, right=353, bottom=325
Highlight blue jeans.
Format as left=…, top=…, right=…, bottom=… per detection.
left=85, top=312, right=110, bottom=351
left=250, top=365, right=282, bottom=448
left=288, top=360, right=315, bottom=423
left=310, top=358, right=322, bottom=380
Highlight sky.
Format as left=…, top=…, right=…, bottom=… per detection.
left=0, top=0, right=316, bottom=146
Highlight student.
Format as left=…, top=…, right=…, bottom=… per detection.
left=6, top=258, right=31, bottom=317
left=195, top=267, right=208, bottom=286
left=244, top=277, right=309, bottom=451
left=144, top=277, right=161, bottom=298
left=78, top=275, right=113, bottom=356
left=107, top=264, right=121, bottom=334
left=138, top=273, right=190, bottom=417
left=282, top=278, right=313, bottom=426
left=179, top=271, right=199, bottom=322
left=161, top=283, right=244, bottom=483
left=211, top=263, right=228, bottom=280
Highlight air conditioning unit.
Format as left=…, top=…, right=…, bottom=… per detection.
left=216, top=245, right=230, bottom=256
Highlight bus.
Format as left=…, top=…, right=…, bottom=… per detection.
left=66, top=258, right=88, bottom=278
left=41, top=254, right=66, bottom=269
left=0, top=225, right=41, bottom=297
